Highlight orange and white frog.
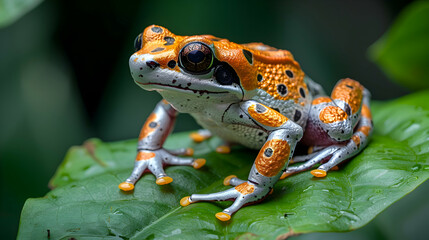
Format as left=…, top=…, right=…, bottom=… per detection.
left=119, top=25, right=373, bottom=221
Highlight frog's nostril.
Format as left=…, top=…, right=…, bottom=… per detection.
left=146, top=61, right=160, bottom=70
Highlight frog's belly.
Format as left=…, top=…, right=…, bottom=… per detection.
left=192, top=116, right=268, bottom=149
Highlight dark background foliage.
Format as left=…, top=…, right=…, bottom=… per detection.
left=2, top=0, right=426, bottom=239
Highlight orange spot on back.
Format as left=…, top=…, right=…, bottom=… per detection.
left=331, top=78, right=363, bottom=114
left=319, top=106, right=348, bottom=123
left=248, top=104, right=288, bottom=127
left=255, top=139, right=290, bottom=177
left=138, top=113, right=158, bottom=140
left=312, top=97, right=332, bottom=105
left=136, top=151, right=156, bottom=161
left=235, top=182, right=255, bottom=195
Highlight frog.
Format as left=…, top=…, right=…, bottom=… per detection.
left=118, top=25, right=373, bottom=222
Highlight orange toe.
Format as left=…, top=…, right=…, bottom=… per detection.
left=156, top=176, right=173, bottom=185
left=190, top=132, right=206, bottom=143
left=223, top=175, right=237, bottom=186
left=311, top=169, right=327, bottom=178
left=180, top=196, right=192, bottom=207
left=184, top=148, right=194, bottom=156
left=118, top=182, right=134, bottom=191
left=192, top=158, right=206, bottom=169
left=280, top=172, right=292, bottom=180
left=216, top=145, right=231, bottom=154
left=215, top=212, right=231, bottom=221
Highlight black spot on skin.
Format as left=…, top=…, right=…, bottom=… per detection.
left=187, top=82, right=192, bottom=86
left=164, top=36, right=175, bottom=45
left=264, top=148, right=273, bottom=157
left=258, top=132, right=264, bottom=136
left=239, top=114, right=243, bottom=118
left=285, top=70, right=294, bottom=78
left=151, top=47, right=165, bottom=53
left=151, top=27, right=163, bottom=33
left=299, top=87, right=306, bottom=98
left=242, top=49, right=253, bottom=64
left=149, top=122, right=157, bottom=128
left=138, top=74, right=143, bottom=78
left=172, top=80, right=177, bottom=84
left=167, top=60, right=176, bottom=68
left=256, top=104, right=266, bottom=113
left=257, top=74, right=263, bottom=82
left=345, top=84, right=354, bottom=89
left=277, top=84, right=288, bottom=96
left=344, top=104, right=352, bottom=116
left=273, top=108, right=280, bottom=113
left=341, top=130, right=345, bottom=134
left=294, top=110, right=301, bottom=122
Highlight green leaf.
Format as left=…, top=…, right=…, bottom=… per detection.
left=0, top=0, right=43, bottom=28
left=18, top=91, right=429, bottom=239
left=369, top=1, right=429, bottom=90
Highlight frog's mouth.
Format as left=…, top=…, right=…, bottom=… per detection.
left=138, top=82, right=229, bottom=95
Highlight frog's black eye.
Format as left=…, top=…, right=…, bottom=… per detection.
left=134, top=33, right=143, bottom=52
left=179, top=42, right=214, bottom=74
left=214, top=62, right=240, bottom=85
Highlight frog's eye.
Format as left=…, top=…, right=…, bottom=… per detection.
left=134, top=33, right=143, bottom=52
left=179, top=42, right=214, bottom=74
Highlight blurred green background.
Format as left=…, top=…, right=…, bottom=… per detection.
left=2, top=0, right=428, bottom=239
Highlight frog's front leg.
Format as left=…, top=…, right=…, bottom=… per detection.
left=180, top=101, right=303, bottom=221
left=118, top=100, right=206, bottom=191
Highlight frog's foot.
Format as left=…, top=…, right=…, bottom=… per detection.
left=285, top=130, right=369, bottom=178
left=189, top=129, right=212, bottom=143
left=180, top=181, right=271, bottom=221
left=119, top=149, right=205, bottom=190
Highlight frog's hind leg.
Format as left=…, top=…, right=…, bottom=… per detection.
left=286, top=78, right=373, bottom=178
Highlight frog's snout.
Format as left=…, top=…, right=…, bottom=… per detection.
left=129, top=53, right=160, bottom=82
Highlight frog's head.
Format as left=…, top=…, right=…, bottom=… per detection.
left=129, top=25, right=263, bottom=112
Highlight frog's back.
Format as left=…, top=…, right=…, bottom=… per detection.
left=239, top=42, right=312, bottom=128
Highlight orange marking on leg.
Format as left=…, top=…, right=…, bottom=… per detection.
left=235, top=182, right=255, bottom=195
left=255, top=139, right=290, bottom=177
left=358, top=126, right=371, bottom=136
left=361, top=104, right=372, bottom=119
left=136, top=151, right=156, bottom=161
left=331, top=78, right=364, bottom=114
left=248, top=103, right=288, bottom=127
left=312, top=96, right=332, bottom=105
left=138, top=113, right=158, bottom=140
left=352, top=135, right=361, bottom=146
left=161, top=99, right=169, bottom=104
left=319, top=106, right=348, bottom=123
